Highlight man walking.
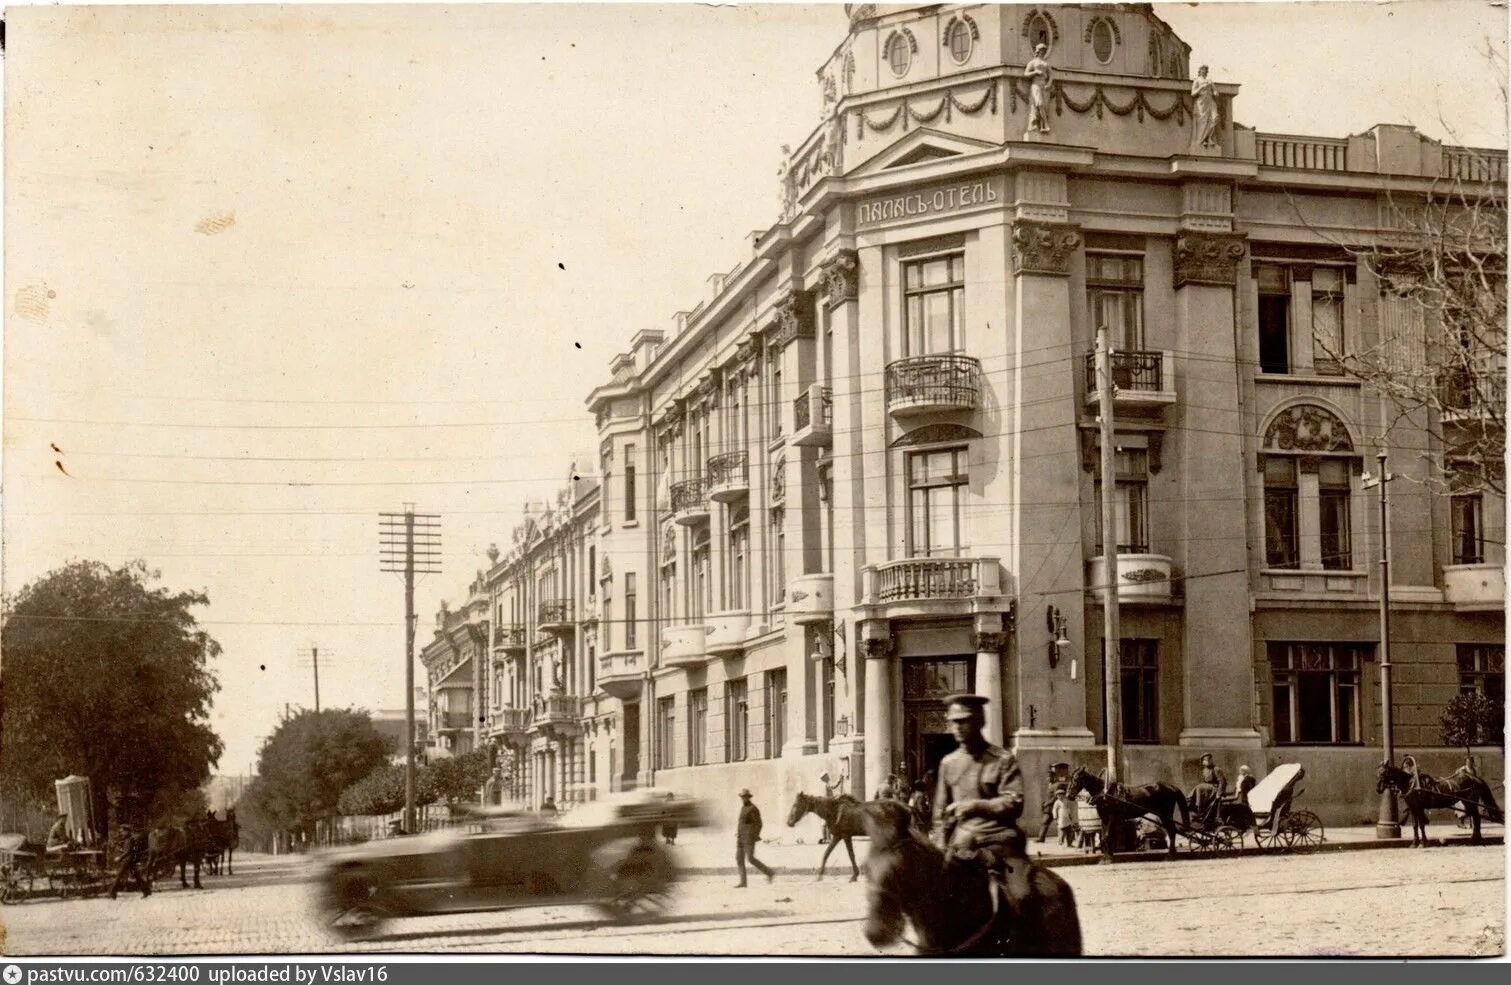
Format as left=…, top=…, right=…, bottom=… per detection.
left=734, top=789, right=774, bottom=887
left=1036, top=767, right=1060, bottom=843
left=107, top=823, right=151, bottom=899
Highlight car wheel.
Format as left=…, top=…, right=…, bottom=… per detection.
left=323, top=868, right=388, bottom=941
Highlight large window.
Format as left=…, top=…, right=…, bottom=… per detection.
left=1457, top=644, right=1505, bottom=742
left=625, top=573, right=637, bottom=649
left=1120, top=639, right=1159, bottom=744
left=688, top=687, right=708, bottom=766
left=769, top=361, right=784, bottom=436
left=624, top=444, right=637, bottom=522
left=1269, top=642, right=1366, bottom=745
left=767, top=669, right=787, bottom=758
left=1086, top=253, right=1144, bottom=350
left=691, top=526, right=711, bottom=622
left=656, top=696, right=675, bottom=770
left=1452, top=493, right=1485, bottom=564
left=1310, top=268, right=1346, bottom=374
left=1257, top=264, right=1291, bottom=374
left=1318, top=459, right=1352, bottom=570
left=903, top=255, right=965, bottom=356
left=1095, top=447, right=1149, bottom=554
left=602, top=575, right=614, bottom=650
left=660, top=558, right=677, bottom=627
left=1263, top=457, right=1300, bottom=569
left=770, top=505, right=786, bottom=609
left=726, top=678, right=749, bottom=762
left=728, top=502, right=750, bottom=609
left=907, top=447, right=968, bottom=557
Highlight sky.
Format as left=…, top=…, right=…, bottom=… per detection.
left=3, top=1, right=1507, bottom=778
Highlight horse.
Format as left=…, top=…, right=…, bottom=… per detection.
left=786, top=792, right=879, bottom=881
left=215, top=808, right=240, bottom=876
left=860, top=801, right=1082, bottom=957
left=1376, top=758, right=1504, bottom=847
left=146, top=819, right=216, bottom=889
left=1067, top=766, right=1189, bottom=858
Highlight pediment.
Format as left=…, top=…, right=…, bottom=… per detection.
left=850, top=128, right=1000, bottom=178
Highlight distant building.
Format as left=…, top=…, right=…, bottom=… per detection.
left=370, top=706, right=428, bottom=764
left=202, top=775, right=251, bottom=814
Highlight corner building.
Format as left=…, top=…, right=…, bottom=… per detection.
left=455, top=3, right=1506, bottom=829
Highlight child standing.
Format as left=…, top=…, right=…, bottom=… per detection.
left=1055, top=788, right=1076, bottom=846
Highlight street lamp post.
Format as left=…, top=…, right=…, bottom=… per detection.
left=1365, top=451, right=1401, bottom=839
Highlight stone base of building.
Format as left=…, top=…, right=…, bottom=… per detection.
left=1012, top=727, right=1098, bottom=749
left=1178, top=728, right=1264, bottom=748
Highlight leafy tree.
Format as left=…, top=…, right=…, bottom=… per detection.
left=336, top=763, right=438, bottom=816
left=254, top=709, right=392, bottom=837
left=1440, top=691, right=1503, bottom=765
left=426, top=750, right=494, bottom=805
left=1, top=561, right=223, bottom=832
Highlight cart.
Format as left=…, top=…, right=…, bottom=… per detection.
left=1246, top=763, right=1325, bottom=852
left=0, top=775, right=110, bottom=903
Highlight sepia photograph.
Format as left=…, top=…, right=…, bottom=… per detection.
left=0, top=0, right=1506, bottom=960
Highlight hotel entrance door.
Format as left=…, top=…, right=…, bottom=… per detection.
left=901, top=658, right=974, bottom=791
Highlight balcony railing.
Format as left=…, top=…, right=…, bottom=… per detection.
left=493, top=625, right=527, bottom=651
left=864, top=556, right=1003, bottom=605
left=531, top=693, right=584, bottom=725
left=670, top=477, right=710, bottom=525
left=538, top=598, right=573, bottom=628
left=496, top=707, right=531, bottom=734
left=1257, top=135, right=1349, bottom=171
left=1084, top=350, right=1163, bottom=393
left=439, top=711, right=473, bottom=731
left=706, top=451, right=750, bottom=502
left=793, top=385, right=833, bottom=446
left=884, top=354, right=982, bottom=416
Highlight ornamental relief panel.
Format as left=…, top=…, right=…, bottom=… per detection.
left=1262, top=404, right=1355, bottom=454
left=821, top=250, right=860, bottom=308
left=1010, top=221, right=1081, bottom=277
left=1173, top=232, right=1247, bottom=288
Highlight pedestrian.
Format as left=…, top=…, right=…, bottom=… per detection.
left=661, top=791, right=679, bottom=846
left=540, top=795, right=558, bottom=817
left=1055, top=788, right=1076, bottom=846
left=907, top=781, right=931, bottom=832
left=734, top=789, right=775, bottom=887
left=107, top=823, right=151, bottom=900
left=1037, top=768, right=1059, bottom=843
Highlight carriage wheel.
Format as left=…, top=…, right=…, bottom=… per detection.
left=1284, top=811, right=1324, bottom=852
left=323, top=870, right=388, bottom=941
left=1, top=870, right=29, bottom=905
left=1253, top=823, right=1278, bottom=850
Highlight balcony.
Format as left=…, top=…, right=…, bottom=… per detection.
left=661, top=624, right=707, bottom=669
left=884, top=354, right=981, bottom=418
left=1437, top=366, right=1504, bottom=425
left=537, top=598, right=574, bottom=633
left=493, top=625, right=527, bottom=656
left=495, top=707, right=531, bottom=743
left=792, top=385, right=833, bottom=447
left=1083, top=350, right=1176, bottom=411
left=597, top=650, right=646, bottom=700
left=1088, top=554, right=1176, bottom=606
left=861, top=557, right=1006, bottom=619
left=670, top=478, right=710, bottom=526
left=705, top=610, right=751, bottom=657
left=707, top=451, right=750, bottom=503
left=787, top=573, right=834, bottom=625
left=438, top=711, right=473, bottom=733
left=530, top=693, right=584, bottom=737
left=1443, top=563, right=1504, bottom=611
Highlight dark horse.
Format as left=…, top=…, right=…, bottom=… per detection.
left=1067, top=766, right=1189, bottom=857
left=146, top=818, right=218, bottom=889
left=787, top=792, right=884, bottom=881
left=200, top=809, right=240, bottom=876
left=861, top=801, right=1082, bottom=956
left=1377, top=757, right=1504, bottom=847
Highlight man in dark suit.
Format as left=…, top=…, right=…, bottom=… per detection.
left=734, top=789, right=775, bottom=888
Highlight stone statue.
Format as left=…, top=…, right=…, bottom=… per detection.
left=1024, top=43, right=1053, bottom=136
left=1192, top=65, right=1220, bottom=150
left=778, top=144, right=798, bottom=220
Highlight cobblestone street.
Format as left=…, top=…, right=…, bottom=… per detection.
left=2, top=845, right=1502, bottom=957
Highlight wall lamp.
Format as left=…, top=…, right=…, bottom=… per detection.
left=1045, top=605, right=1071, bottom=670
left=810, top=620, right=847, bottom=677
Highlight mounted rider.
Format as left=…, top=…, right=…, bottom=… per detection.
left=932, top=694, right=1033, bottom=913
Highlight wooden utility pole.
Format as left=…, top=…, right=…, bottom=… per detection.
left=1097, top=324, right=1123, bottom=784
left=381, top=505, right=441, bottom=834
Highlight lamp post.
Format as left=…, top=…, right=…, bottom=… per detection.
left=1364, top=451, right=1401, bottom=839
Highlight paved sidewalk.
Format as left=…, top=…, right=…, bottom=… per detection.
left=664, top=820, right=1506, bottom=876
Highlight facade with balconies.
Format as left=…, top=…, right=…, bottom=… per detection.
left=462, top=4, right=1503, bottom=825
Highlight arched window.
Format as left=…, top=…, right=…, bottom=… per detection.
left=1260, top=404, right=1357, bottom=572
left=886, top=32, right=912, bottom=77
left=1091, top=19, right=1116, bottom=64
left=947, top=19, right=973, bottom=64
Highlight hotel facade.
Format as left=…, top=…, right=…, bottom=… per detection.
left=426, top=3, right=1505, bottom=828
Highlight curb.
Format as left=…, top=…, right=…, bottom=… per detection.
left=679, top=833, right=1504, bottom=876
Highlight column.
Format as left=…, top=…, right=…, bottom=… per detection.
left=1172, top=225, right=1262, bottom=747
left=861, top=630, right=894, bottom=800
left=972, top=615, right=1007, bottom=746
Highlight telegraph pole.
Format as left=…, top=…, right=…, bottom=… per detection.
left=298, top=644, right=329, bottom=713
left=1096, top=324, right=1123, bottom=784
left=1364, top=451, right=1401, bottom=839
left=381, top=505, right=441, bottom=834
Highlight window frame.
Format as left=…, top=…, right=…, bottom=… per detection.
left=1310, top=267, right=1347, bottom=375
left=726, top=678, right=749, bottom=763
left=1263, top=456, right=1301, bottom=570
left=1451, top=492, right=1485, bottom=565
left=1094, top=446, right=1150, bottom=554
left=688, top=687, right=708, bottom=765
left=1086, top=252, right=1146, bottom=351
left=886, top=32, right=912, bottom=77
left=906, top=445, right=969, bottom=558
left=767, top=669, right=787, bottom=758
left=1317, top=459, right=1353, bottom=570
left=656, top=695, right=676, bottom=770
left=1119, top=639, right=1159, bottom=744
left=624, top=572, right=637, bottom=649
left=902, top=253, right=966, bottom=357
left=1090, top=18, right=1116, bottom=64
left=728, top=501, right=750, bottom=610
left=947, top=19, right=973, bottom=64
left=1268, top=642, right=1366, bottom=745
left=1257, top=264, right=1292, bottom=375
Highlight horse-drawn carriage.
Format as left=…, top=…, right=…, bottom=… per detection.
left=0, top=776, right=111, bottom=903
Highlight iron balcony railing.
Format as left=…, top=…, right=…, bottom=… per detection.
left=496, top=708, right=531, bottom=732
left=706, top=450, right=749, bottom=489
left=884, top=354, right=982, bottom=413
left=670, top=477, right=706, bottom=513
left=439, top=711, right=472, bottom=731
left=538, top=598, right=573, bottom=626
left=1084, top=350, right=1164, bottom=394
left=794, top=385, right=833, bottom=432
left=532, top=693, right=584, bottom=724
left=493, top=625, right=527, bottom=650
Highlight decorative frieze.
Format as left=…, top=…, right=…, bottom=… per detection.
left=1010, top=221, right=1081, bottom=277
left=860, top=637, right=896, bottom=660
left=1173, top=232, right=1247, bottom=288
left=821, top=250, right=860, bottom=308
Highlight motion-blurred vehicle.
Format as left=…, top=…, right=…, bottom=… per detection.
left=314, top=791, right=705, bottom=939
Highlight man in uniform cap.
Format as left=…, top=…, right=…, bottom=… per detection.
left=933, top=694, right=1032, bottom=909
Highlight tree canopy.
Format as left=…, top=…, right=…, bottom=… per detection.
left=254, top=708, right=392, bottom=835
left=1, top=560, right=224, bottom=828
left=1440, top=690, right=1503, bottom=760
